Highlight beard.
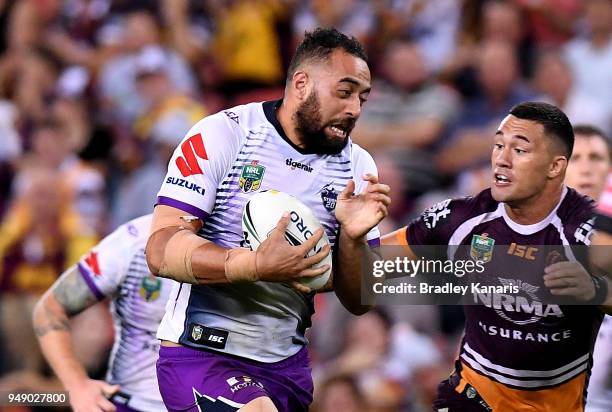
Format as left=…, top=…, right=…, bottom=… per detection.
left=294, top=90, right=354, bottom=155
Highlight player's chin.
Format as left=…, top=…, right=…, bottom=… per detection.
left=491, top=185, right=514, bottom=202
left=323, top=132, right=349, bottom=150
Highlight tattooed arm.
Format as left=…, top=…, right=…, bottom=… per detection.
left=32, top=265, right=119, bottom=412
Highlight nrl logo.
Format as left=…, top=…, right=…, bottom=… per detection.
left=192, top=325, right=203, bottom=341
left=139, top=275, right=161, bottom=302
left=239, top=160, right=266, bottom=193
left=470, top=233, right=495, bottom=263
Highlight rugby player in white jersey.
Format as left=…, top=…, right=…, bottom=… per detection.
left=33, top=215, right=173, bottom=412
left=146, top=28, right=390, bottom=412
left=565, top=125, right=612, bottom=412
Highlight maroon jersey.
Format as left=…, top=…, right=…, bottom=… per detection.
left=405, top=187, right=603, bottom=410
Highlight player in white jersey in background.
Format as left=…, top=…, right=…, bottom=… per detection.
left=33, top=215, right=173, bottom=412
left=567, top=125, right=612, bottom=412
left=146, top=28, right=390, bottom=412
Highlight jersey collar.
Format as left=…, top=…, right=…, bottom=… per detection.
left=500, top=186, right=568, bottom=235
left=262, top=99, right=347, bottom=156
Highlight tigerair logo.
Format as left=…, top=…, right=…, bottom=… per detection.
left=285, top=158, right=313, bottom=173
left=473, top=278, right=564, bottom=325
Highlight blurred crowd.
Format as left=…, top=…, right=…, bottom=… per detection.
left=0, top=0, right=610, bottom=411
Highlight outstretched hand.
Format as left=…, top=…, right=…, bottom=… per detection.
left=335, top=174, right=390, bottom=240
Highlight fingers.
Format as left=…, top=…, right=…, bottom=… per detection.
left=101, top=383, right=120, bottom=398
left=369, top=193, right=391, bottom=206
left=544, top=277, right=568, bottom=289
left=302, top=244, right=331, bottom=267
left=98, top=396, right=117, bottom=412
left=544, top=261, right=579, bottom=273
left=270, top=212, right=291, bottom=240
left=300, top=228, right=325, bottom=253
left=363, top=173, right=378, bottom=184
left=543, top=262, right=586, bottom=282
left=298, top=264, right=330, bottom=278
left=367, top=183, right=391, bottom=196
left=290, top=281, right=312, bottom=294
left=549, top=287, right=583, bottom=296
left=544, top=277, right=578, bottom=289
left=338, top=179, right=355, bottom=200
left=377, top=202, right=389, bottom=219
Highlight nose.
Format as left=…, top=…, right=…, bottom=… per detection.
left=345, top=95, right=362, bottom=119
left=494, top=146, right=511, bottom=169
left=579, top=159, right=592, bottom=176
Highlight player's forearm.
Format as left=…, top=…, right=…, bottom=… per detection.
left=32, top=295, right=89, bottom=389
left=334, top=230, right=376, bottom=315
left=146, top=226, right=236, bottom=284
left=148, top=205, right=242, bottom=285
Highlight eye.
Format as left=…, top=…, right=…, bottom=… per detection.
left=338, top=89, right=351, bottom=98
left=494, top=143, right=503, bottom=150
left=515, top=148, right=526, bottom=154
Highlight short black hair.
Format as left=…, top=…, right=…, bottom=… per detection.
left=573, top=124, right=611, bottom=159
left=286, top=28, right=367, bottom=83
left=573, top=124, right=609, bottom=141
left=509, top=101, right=574, bottom=158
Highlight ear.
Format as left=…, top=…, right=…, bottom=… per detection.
left=291, top=70, right=310, bottom=100
left=548, top=155, right=567, bottom=179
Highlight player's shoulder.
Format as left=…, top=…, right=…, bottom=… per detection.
left=435, top=188, right=499, bottom=223
left=108, top=214, right=153, bottom=249
left=557, top=187, right=596, bottom=223
left=557, top=187, right=596, bottom=245
left=191, top=101, right=270, bottom=140
left=349, top=141, right=377, bottom=172
left=414, top=189, right=498, bottom=234
left=453, top=188, right=498, bottom=214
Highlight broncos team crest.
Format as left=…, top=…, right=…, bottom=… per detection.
left=239, top=160, right=266, bottom=193
left=139, top=275, right=161, bottom=302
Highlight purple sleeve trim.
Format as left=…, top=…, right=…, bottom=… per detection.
left=368, top=238, right=381, bottom=248
left=156, top=196, right=209, bottom=221
left=77, top=263, right=105, bottom=301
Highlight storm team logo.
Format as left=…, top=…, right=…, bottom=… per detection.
left=319, top=183, right=338, bottom=212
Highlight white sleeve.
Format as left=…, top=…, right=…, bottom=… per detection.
left=156, top=113, right=240, bottom=219
left=351, top=144, right=381, bottom=246
left=77, top=224, right=133, bottom=300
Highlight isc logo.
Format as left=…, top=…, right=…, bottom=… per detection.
left=290, top=211, right=313, bottom=239
left=507, top=243, right=538, bottom=260
left=208, top=335, right=225, bottom=343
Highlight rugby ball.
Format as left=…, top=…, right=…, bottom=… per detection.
left=242, top=190, right=332, bottom=290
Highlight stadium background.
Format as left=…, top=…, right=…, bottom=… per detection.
left=0, top=0, right=610, bottom=411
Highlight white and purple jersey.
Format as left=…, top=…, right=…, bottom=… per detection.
left=78, top=215, right=174, bottom=412
left=155, top=100, right=380, bottom=362
left=586, top=316, right=612, bottom=411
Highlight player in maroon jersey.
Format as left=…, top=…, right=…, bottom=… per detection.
left=383, top=102, right=612, bottom=411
